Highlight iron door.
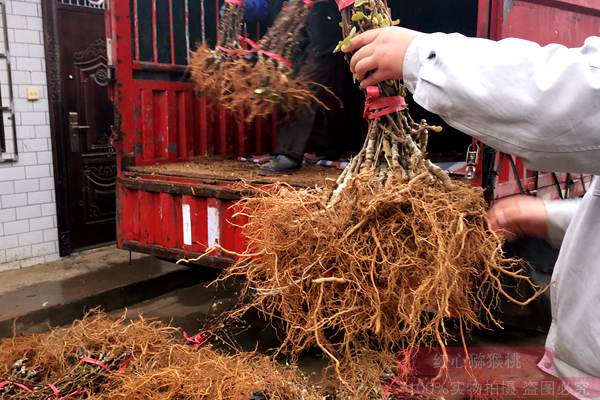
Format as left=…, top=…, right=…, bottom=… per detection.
left=48, top=1, right=116, bottom=252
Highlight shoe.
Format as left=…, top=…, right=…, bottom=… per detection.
left=259, top=155, right=302, bottom=174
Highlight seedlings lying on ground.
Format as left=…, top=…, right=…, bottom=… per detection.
left=0, top=312, right=322, bottom=400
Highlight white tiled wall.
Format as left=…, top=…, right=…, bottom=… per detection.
left=0, top=0, right=59, bottom=271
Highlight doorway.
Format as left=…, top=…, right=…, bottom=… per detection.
left=43, top=0, right=116, bottom=256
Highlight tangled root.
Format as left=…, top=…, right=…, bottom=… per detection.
left=188, top=45, right=222, bottom=97
left=0, top=311, right=322, bottom=400
left=220, top=58, right=325, bottom=122
left=189, top=0, right=329, bottom=122
left=189, top=47, right=323, bottom=123
left=0, top=312, right=175, bottom=387
left=188, top=0, right=246, bottom=99
left=187, top=0, right=545, bottom=393
left=98, top=348, right=320, bottom=400
left=221, top=173, right=543, bottom=392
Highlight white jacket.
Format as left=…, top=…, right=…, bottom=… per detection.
left=404, top=33, right=600, bottom=399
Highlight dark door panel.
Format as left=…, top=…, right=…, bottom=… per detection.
left=44, top=1, right=116, bottom=253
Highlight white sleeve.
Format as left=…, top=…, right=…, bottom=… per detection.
left=403, top=33, right=600, bottom=175
left=544, top=198, right=583, bottom=248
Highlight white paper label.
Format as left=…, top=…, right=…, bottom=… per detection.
left=207, top=203, right=220, bottom=247
left=182, top=203, right=192, bottom=246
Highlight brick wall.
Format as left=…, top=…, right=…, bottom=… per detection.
left=0, top=0, right=59, bottom=271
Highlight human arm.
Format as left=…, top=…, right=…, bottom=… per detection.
left=345, top=29, right=600, bottom=175
left=543, top=198, right=583, bottom=248
left=488, top=195, right=583, bottom=248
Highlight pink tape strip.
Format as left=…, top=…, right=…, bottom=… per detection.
left=336, top=0, right=355, bottom=10
left=49, top=384, right=83, bottom=400
left=363, top=86, right=407, bottom=120
left=0, top=380, right=33, bottom=393
left=118, top=357, right=131, bottom=373
left=80, top=357, right=110, bottom=372
left=366, top=86, right=380, bottom=98
left=49, top=384, right=61, bottom=396
left=238, top=36, right=293, bottom=67
left=216, top=45, right=254, bottom=56
left=184, top=331, right=209, bottom=350
left=260, top=50, right=293, bottom=67
left=239, top=35, right=259, bottom=50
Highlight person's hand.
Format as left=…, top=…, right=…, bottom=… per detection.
left=343, top=26, right=422, bottom=88
left=487, top=195, right=549, bottom=241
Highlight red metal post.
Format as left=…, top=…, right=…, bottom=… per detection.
left=169, top=0, right=175, bottom=65
left=133, top=0, right=140, bottom=61
left=152, top=0, right=158, bottom=63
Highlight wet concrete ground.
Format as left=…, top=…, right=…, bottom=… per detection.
left=0, top=247, right=227, bottom=338
left=0, top=246, right=145, bottom=295
left=1, top=257, right=175, bottom=321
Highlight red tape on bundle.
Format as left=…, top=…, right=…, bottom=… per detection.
left=0, top=380, right=33, bottom=393
left=363, top=86, right=407, bottom=119
left=49, top=384, right=60, bottom=396
left=225, top=0, right=244, bottom=6
left=303, top=0, right=314, bottom=8
left=336, top=0, right=355, bottom=10
left=118, top=356, right=131, bottom=373
left=215, top=45, right=254, bottom=56
left=239, top=35, right=259, bottom=51
left=48, top=383, right=82, bottom=400
left=184, top=331, right=209, bottom=350
left=80, top=357, right=110, bottom=372
left=260, top=50, right=293, bottom=67
left=239, top=36, right=294, bottom=68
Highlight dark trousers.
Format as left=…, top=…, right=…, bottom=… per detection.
left=275, top=49, right=338, bottom=161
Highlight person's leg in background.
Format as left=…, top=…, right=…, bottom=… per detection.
left=260, top=50, right=337, bottom=173
left=260, top=0, right=342, bottom=174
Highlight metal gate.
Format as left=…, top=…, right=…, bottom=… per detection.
left=0, top=0, right=17, bottom=163
left=59, top=0, right=106, bottom=9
